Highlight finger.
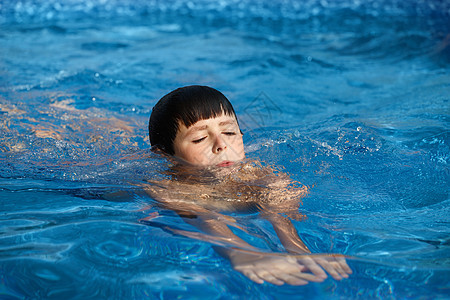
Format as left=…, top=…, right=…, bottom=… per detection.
left=255, top=271, right=284, bottom=286
left=298, top=257, right=328, bottom=279
left=329, top=261, right=349, bottom=278
left=315, top=258, right=343, bottom=281
left=323, top=255, right=352, bottom=274
left=291, top=271, right=326, bottom=283
left=241, top=270, right=264, bottom=284
left=337, top=258, right=353, bottom=274
left=328, top=256, right=352, bottom=278
left=278, top=262, right=320, bottom=282
left=275, top=273, right=309, bottom=286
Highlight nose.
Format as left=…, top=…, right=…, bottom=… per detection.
left=212, top=134, right=227, bottom=154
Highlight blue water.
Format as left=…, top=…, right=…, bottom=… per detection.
left=1, top=0, right=449, bottom=298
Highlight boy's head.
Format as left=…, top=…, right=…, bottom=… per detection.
left=149, top=85, right=245, bottom=166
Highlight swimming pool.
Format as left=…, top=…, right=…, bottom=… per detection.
left=1, top=0, right=449, bottom=298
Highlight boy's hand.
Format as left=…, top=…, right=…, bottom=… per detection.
left=297, top=255, right=352, bottom=281
left=231, top=252, right=327, bottom=286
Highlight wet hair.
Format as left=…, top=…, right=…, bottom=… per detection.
left=149, top=85, right=238, bottom=155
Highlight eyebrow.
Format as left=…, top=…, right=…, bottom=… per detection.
left=219, top=120, right=237, bottom=126
left=187, top=125, right=208, bottom=133
left=186, top=119, right=237, bottom=135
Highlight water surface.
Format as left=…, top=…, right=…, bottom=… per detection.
left=0, top=0, right=449, bottom=298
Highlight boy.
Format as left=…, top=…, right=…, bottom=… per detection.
left=145, top=85, right=351, bottom=286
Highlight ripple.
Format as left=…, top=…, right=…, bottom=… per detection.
left=81, top=41, right=129, bottom=52
left=1, top=259, right=80, bottom=299
left=34, top=268, right=61, bottom=281
left=94, top=240, right=143, bottom=261
left=0, top=218, right=50, bottom=236
left=0, top=243, right=71, bottom=261
left=75, top=221, right=149, bottom=270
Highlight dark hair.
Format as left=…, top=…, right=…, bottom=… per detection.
left=149, top=85, right=238, bottom=155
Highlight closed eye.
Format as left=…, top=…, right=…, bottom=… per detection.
left=192, top=137, right=206, bottom=143
left=223, top=132, right=236, bottom=136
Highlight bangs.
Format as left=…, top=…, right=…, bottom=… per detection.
left=174, top=86, right=237, bottom=128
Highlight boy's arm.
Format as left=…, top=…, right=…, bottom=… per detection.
left=263, top=210, right=352, bottom=280
left=170, top=203, right=326, bottom=286
left=263, top=178, right=311, bottom=254
left=262, top=212, right=310, bottom=254
left=261, top=177, right=352, bottom=280
left=142, top=183, right=326, bottom=285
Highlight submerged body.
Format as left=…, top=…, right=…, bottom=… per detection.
left=143, top=156, right=351, bottom=285
left=147, top=160, right=306, bottom=214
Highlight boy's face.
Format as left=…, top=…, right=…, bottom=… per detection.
left=173, top=114, right=245, bottom=167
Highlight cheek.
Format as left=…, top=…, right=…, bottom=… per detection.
left=174, top=143, right=192, bottom=160
left=230, top=136, right=245, bottom=157
left=180, top=144, right=211, bottom=164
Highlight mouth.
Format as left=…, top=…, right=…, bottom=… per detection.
left=216, top=160, right=234, bottom=167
